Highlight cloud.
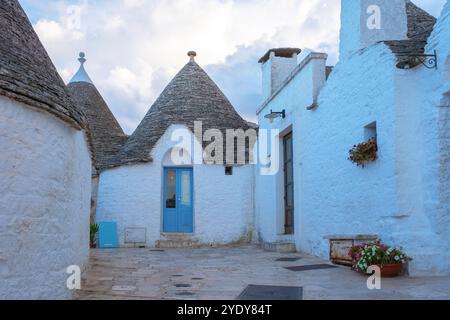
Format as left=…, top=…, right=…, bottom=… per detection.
left=103, top=15, right=125, bottom=31
left=19, top=0, right=446, bottom=134
left=122, top=0, right=146, bottom=8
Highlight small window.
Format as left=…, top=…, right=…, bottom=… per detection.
left=225, top=166, right=233, bottom=176
left=364, top=122, right=377, bottom=141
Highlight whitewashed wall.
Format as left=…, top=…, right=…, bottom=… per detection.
left=302, top=44, right=400, bottom=262
left=255, top=53, right=327, bottom=247
left=306, top=32, right=450, bottom=275
left=0, top=96, right=91, bottom=299
left=301, top=1, right=450, bottom=276
left=96, top=124, right=254, bottom=247
left=404, top=0, right=450, bottom=275
left=255, top=1, right=450, bottom=276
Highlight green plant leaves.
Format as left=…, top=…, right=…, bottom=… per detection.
left=90, top=223, right=99, bottom=245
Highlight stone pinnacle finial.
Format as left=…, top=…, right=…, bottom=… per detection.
left=188, top=51, right=197, bottom=61
left=69, top=51, right=93, bottom=84
left=78, top=52, right=86, bottom=65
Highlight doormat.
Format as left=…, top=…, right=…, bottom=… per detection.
left=174, top=284, right=192, bottom=288
left=238, top=285, right=303, bottom=300
left=176, top=291, right=196, bottom=296
left=284, top=264, right=338, bottom=272
left=276, top=257, right=301, bottom=262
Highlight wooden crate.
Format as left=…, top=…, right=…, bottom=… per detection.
left=325, top=235, right=378, bottom=266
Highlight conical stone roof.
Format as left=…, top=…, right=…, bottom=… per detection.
left=0, top=0, right=86, bottom=129
left=68, top=54, right=128, bottom=170
left=115, top=53, right=251, bottom=167
left=385, top=1, right=437, bottom=68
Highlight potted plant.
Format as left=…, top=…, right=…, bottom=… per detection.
left=348, top=138, right=378, bottom=167
left=349, top=240, right=411, bottom=277
left=90, top=223, right=99, bottom=249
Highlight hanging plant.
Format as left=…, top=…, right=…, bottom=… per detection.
left=348, top=138, right=378, bottom=167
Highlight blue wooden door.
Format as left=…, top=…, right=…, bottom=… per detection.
left=163, top=168, right=193, bottom=233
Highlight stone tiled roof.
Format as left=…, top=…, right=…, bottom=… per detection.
left=110, top=58, right=252, bottom=168
left=405, top=0, right=437, bottom=41
left=0, top=0, right=86, bottom=129
left=68, top=81, right=128, bottom=170
left=385, top=1, right=437, bottom=69
left=258, top=48, right=302, bottom=64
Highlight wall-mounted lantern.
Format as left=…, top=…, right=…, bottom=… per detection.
left=264, top=109, right=286, bottom=123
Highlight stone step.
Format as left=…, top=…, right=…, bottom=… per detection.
left=160, top=233, right=195, bottom=240
left=261, top=241, right=297, bottom=253
left=155, top=239, right=201, bottom=249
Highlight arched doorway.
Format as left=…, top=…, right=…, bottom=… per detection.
left=162, top=148, right=194, bottom=233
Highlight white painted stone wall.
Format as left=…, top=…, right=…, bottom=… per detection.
left=302, top=43, right=403, bottom=264
left=0, top=96, right=92, bottom=299
left=255, top=1, right=450, bottom=276
left=96, top=124, right=254, bottom=247
left=408, top=0, right=450, bottom=274
left=435, top=0, right=450, bottom=244
left=255, top=53, right=327, bottom=247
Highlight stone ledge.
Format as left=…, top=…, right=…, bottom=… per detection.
left=260, top=241, right=297, bottom=253
left=323, top=234, right=378, bottom=241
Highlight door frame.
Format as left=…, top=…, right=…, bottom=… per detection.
left=283, top=132, right=294, bottom=235
left=162, top=166, right=194, bottom=234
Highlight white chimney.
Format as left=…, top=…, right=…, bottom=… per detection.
left=339, top=0, right=409, bottom=60
left=259, top=48, right=301, bottom=101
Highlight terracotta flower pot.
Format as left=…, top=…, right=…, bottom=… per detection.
left=90, top=244, right=97, bottom=249
left=379, top=263, right=403, bottom=277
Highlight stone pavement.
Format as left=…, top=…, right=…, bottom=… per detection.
left=75, top=246, right=450, bottom=300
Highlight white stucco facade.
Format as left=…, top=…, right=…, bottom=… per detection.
left=96, top=125, right=254, bottom=247
left=255, top=0, right=450, bottom=276
left=255, top=52, right=328, bottom=248
left=0, top=96, right=92, bottom=299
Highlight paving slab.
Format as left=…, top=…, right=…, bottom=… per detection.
left=75, top=246, right=450, bottom=300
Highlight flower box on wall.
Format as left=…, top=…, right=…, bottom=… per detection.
left=349, top=240, right=411, bottom=277
left=348, top=138, right=378, bottom=167
left=324, top=234, right=379, bottom=266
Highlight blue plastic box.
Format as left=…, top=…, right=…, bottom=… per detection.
left=98, top=222, right=119, bottom=249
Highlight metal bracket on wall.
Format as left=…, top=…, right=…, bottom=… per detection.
left=397, top=50, right=438, bottom=70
